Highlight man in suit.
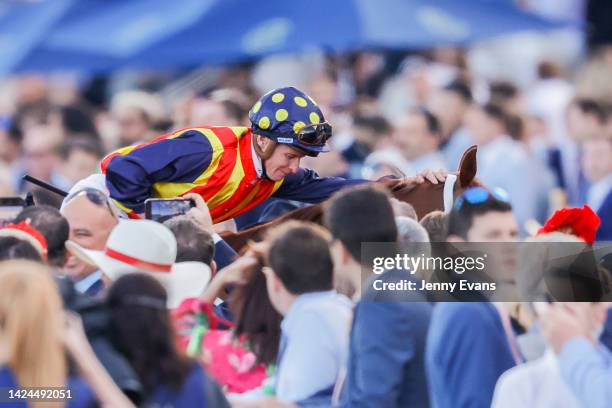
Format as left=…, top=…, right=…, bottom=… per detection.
left=426, top=187, right=521, bottom=408
left=582, top=132, right=612, bottom=241
left=325, top=185, right=432, bottom=408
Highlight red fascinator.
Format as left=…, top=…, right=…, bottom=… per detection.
left=537, top=205, right=601, bottom=244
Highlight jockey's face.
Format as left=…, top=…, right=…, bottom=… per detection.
left=264, top=144, right=305, bottom=181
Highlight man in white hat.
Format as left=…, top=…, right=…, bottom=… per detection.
left=66, top=219, right=211, bottom=308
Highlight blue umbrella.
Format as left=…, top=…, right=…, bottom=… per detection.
left=0, top=0, right=76, bottom=75
left=44, top=0, right=216, bottom=58
left=130, top=0, right=573, bottom=69
left=18, top=0, right=574, bottom=73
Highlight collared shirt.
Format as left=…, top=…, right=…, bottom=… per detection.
left=74, top=270, right=102, bottom=294
left=275, top=290, right=352, bottom=402
left=558, top=337, right=612, bottom=408
left=492, top=349, right=582, bottom=408
left=339, top=269, right=432, bottom=408
left=587, top=173, right=612, bottom=213
left=493, top=303, right=524, bottom=365
left=426, top=301, right=516, bottom=408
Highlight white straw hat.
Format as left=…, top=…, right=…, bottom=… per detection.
left=66, top=219, right=210, bottom=308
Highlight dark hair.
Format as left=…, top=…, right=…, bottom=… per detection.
left=267, top=221, right=334, bottom=294
left=447, top=198, right=513, bottom=239
left=537, top=61, right=561, bottom=79
left=14, top=100, right=54, bottom=126
left=353, top=114, right=392, bottom=135
left=231, top=260, right=282, bottom=365
left=163, top=217, right=215, bottom=265
left=106, top=274, right=192, bottom=396
left=8, top=100, right=53, bottom=144
left=324, top=185, right=397, bottom=262
left=573, top=98, right=607, bottom=125
left=420, top=210, right=448, bottom=242
left=444, top=79, right=473, bottom=103
left=505, top=114, right=524, bottom=141
left=31, top=189, right=64, bottom=209
left=411, top=107, right=441, bottom=135
left=489, top=81, right=518, bottom=102
left=15, top=206, right=68, bottom=267
left=219, top=99, right=246, bottom=124
left=60, top=138, right=104, bottom=161
left=7, top=120, right=23, bottom=144
left=481, top=103, right=508, bottom=124
left=59, top=105, right=99, bottom=138
left=0, top=236, right=43, bottom=262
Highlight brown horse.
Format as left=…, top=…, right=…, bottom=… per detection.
left=221, top=145, right=480, bottom=251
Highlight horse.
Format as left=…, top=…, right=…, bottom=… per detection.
left=221, top=145, right=480, bottom=252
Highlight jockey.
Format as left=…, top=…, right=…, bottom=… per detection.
left=99, top=86, right=445, bottom=222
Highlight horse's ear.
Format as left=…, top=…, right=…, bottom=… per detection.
left=457, top=145, right=477, bottom=188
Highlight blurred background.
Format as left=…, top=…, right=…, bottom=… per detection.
left=0, top=0, right=610, bottom=232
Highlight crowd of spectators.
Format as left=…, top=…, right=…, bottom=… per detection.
left=0, top=43, right=611, bottom=407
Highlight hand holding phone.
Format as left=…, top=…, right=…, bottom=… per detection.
left=144, top=198, right=195, bottom=223
left=182, top=193, right=214, bottom=234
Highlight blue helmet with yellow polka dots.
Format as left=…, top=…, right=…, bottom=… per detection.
left=249, top=86, right=331, bottom=157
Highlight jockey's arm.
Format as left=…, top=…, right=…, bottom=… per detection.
left=272, top=168, right=368, bottom=203
left=104, top=130, right=214, bottom=215
left=272, top=168, right=447, bottom=204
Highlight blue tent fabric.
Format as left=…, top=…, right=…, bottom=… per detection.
left=45, top=0, right=216, bottom=58
left=0, top=0, right=75, bottom=75
left=5, top=0, right=575, bottom=73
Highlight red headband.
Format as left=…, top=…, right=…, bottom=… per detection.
left=0, top=220, right=48, bottom=260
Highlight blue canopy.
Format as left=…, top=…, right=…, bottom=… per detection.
left=14, top=0, right=573, bottom=73
left=0, top=0, right=76, bottom=75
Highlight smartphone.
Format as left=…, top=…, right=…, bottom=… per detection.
left=0, top=197, right=26, bottom=228
left=144, top=198, right=195, bottom=223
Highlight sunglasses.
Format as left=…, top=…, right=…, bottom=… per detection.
left=454, top=187, right=510, bottom=210
left=294, top=122, right=333, bottom=146
left=65, top=188, right=115, bottom=217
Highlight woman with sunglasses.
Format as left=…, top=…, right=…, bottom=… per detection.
left=95, top=86, right=446, bottom=222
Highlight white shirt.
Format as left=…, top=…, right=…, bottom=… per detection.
left=587, top=173, right=612, bottom=213
left=275, top=290, right=352, bottom=402
left=492, top=349, right=582, bottom=408
left=74, top=270, right=102, bottom=294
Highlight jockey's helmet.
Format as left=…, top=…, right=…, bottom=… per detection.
left=249, top=87, right=331, bottom=157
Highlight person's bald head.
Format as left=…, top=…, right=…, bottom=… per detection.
left=61, top=192, right=118, bottom=279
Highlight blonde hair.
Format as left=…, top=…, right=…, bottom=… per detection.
left=0, top=260, right=67, bottom=405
